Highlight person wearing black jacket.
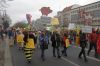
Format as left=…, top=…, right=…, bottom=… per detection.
left=51, top=31, right=61, bottom=58
left=78, top=31, right=88, bottom=62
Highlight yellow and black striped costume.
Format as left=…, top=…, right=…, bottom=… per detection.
left=24, top=33, right=36, bottom=63
left=16, top=34, right=24, bottom=49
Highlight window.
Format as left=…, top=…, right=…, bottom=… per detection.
left=93, top=9, right=100, bottom=17
left=94, top=5, right=97, bottom=8
left=98, top=4, right=100, bottom=7
left=86, top=7, right=89, bottom=10
left=71, top=14, right=79, bottom=20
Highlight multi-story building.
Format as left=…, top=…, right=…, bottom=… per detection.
left=57, top=11, right=63, bottom=27
left=34, top=16, right=51, bottom=30
left=59, top=1, right=100, bottom=27
left=57, top=4, right=80, bottom=27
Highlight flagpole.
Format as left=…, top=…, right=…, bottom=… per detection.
left=26, top=14, right=32, bottom=39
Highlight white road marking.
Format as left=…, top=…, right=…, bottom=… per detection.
left=61, top=57, right=80, bottom=66
left=87, top=56, right=100, bottom=62
left=72, top=45, right=100, bottom=62
left=73, top=46, right=94, bottom=52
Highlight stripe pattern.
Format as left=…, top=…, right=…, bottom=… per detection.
left=24, top=48, right=33, bottom=61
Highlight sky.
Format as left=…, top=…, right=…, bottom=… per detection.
left=6, top=0, right=100, bottom=25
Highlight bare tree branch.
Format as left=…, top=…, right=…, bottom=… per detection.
left=0, top=0, right=8, bottom=8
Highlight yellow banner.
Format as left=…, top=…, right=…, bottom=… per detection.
left=51, top=18, right=59, bottom=25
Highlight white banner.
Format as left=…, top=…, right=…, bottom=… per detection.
left=82, top=26, right=92, bottom=33
left=68, top=23, right=76, bottom=30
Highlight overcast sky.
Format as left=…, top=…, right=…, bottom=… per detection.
left=6, top=0, right=99, bottom=24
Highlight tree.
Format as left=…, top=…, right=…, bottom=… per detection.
left=0, top=0, right=13, bottom=8
left=2, top=14, right=11, bottom=29
left=13, top=22, right=28, bottom=28
left=3, top=20, right=9, bottom=29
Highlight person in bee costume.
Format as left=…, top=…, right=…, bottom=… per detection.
left=16, top=31, right=24, bottom=50
left=24, top=30, right=36, bottom=63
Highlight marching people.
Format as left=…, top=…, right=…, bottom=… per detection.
left=7, top=28, right=14, bottom=47
left=78, top=31, right=88, bottom=62
left=87, top=28, right=98, bottom=57
left=51, top=31, right=61, bottom=58
left=97, top=30, right=100, bottom=55
left=0, top=26, right=3, bottom=43
left=13, top=29, right=17, bottom=45
left=24, top=31, right=36, bottom=63
left=75, top=34, right=80, bottom=46
left=16, top=31, right=24, bottom=50
left=61, top=33, right=69, bottom=57
left=39, top=31, right=48, bottom=61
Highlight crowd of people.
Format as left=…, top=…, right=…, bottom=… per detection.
left=0, top=27, right=100, bottom=63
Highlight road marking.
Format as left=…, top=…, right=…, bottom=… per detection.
left=72, top=45, right=94, bottom=52
left=71, top=45, right=100, bottom=62
left=87, top=56, right=100, bottom=62
left=61, top=57, right=80, bottom=66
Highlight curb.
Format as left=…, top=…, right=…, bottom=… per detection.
left=4, top=39, right=13, bottom=66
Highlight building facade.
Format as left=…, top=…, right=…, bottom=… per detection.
left=59, top=1, right=100, bottom=27
left=34, top=16, right=51, bottom=30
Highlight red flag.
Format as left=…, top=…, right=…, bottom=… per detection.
left=26, top=14, right=32, bottom=24
left=40, top=7, right=52, bottom=16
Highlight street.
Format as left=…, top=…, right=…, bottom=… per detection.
left=10, top=44, right=100, bottom=66
left=0, top=0, right=100, bottom=66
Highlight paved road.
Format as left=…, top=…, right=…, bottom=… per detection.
left=0, top=39, right=6, bottom=66
left=10, top=44, right=100, bottom=66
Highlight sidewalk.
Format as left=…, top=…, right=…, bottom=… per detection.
left=4, top=38, right=13, bottom=66
left=0, top=38, right=13, bottom=66
left=0, top=39, right=4, bottom=66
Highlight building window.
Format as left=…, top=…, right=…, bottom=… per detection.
left=86, top=7, right=89, bottom=10
left=89, top=6, right=91, bottom=9
left=93, top=9, right=100, bottom=17
left=98, top=4, right=100, bottom=7
left=71, top=14, right=79, bottom=20
left=94, top=5, right=97, bottom=8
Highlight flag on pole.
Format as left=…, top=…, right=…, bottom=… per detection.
left=26, top=14, right=32, bottom=24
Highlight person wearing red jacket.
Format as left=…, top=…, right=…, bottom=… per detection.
left=61, top=33, right=68, bottom=57
left=87, top=29, right=98, bottom=57
left=97, top=30, right=100, bottom=54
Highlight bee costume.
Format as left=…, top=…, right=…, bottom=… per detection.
left=24, top=31, right=36, bottom=63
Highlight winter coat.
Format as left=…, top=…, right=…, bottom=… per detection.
left=80, top=33, right=87, bottom=48
left=39, top=34, right=48, bottom=49
left=89, top=33, right=97, bottom=43
left=51, top=33, right=61, bottom=48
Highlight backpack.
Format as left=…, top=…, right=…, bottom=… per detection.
left=40, top=35, right=48, bottom=49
